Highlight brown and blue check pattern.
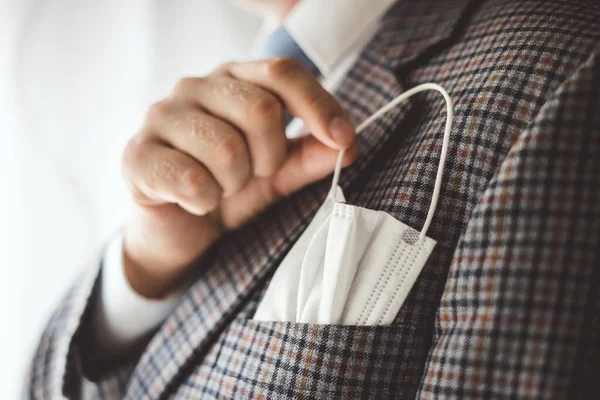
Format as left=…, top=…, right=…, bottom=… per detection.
left=27, top=0, right=600, bottom=399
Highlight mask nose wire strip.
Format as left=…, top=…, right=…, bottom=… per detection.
left=327, top=83, right=454, bottom=243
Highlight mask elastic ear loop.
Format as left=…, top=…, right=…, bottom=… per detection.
left=328, top=83, right=454, bottom=243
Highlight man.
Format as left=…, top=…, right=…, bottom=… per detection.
left=28, top=0, right=600, bottom=398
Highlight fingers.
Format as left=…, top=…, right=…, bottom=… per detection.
left=145, top=101, right=252, bottom=196
left=173, top=76, right=288, bottom=177
left=218, top=136, right=359, bottom=229
left=272, top=136, right=360, bottom=197
left=125, top=58, right=358, bottom=221
left=223, top=58, right=356, bottom=150
left=122, top=139, right=222, bottom=216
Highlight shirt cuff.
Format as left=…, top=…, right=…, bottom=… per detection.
left=91, top=233, right=184, bottom=354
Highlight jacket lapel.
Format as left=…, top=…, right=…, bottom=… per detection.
left=125, top=1, right=473, bottom=398
left=381, top=0, right=478, bottom=70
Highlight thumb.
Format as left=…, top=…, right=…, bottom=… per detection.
left=272, top=135, right=359, bottom=197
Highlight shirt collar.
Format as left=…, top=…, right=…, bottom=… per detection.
left=282, top=0, right=397, bottom=76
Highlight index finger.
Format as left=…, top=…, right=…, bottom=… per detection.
left=222, top=58, right=356, bottom=150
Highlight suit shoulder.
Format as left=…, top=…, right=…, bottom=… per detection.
left=474, top=0, right=600, bottom=53
left=458, top=0, right=600, bottom=89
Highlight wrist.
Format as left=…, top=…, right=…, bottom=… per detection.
left=122, top=205, right=221, bottom=299
left=121, top=239, right=183, bottom=300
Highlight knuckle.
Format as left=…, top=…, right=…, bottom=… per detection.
left=264, top=57, right=302, bottom=79
left=249, top=95, right=283, bottom=124
left=213, top=61, right=235, bottom=75
left=146, top=100, right=172, bottom=121
left=180, top=168, right=213, bottom=200
left=122, top=136, right=145, bottom=172
left=215, top=133, right=246, bottom=167
left=173, top=77, right=202, bottom=94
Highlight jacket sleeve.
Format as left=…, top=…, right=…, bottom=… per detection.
left=25, top=250, right=137, bottom=400
left=417, top=50, right=600, bottom=399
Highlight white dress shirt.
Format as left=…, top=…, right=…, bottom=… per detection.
left=94, top=0, right=397, bottom=353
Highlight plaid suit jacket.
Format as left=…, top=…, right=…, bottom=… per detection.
left=27, top=0, right=600, bottom=398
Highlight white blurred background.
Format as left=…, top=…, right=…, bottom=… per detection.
left=0, top=1, right=260, bottom=397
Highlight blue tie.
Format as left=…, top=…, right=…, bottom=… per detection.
left=254, top=28, right=320, bottom=77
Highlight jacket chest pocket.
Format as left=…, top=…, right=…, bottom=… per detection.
left=205, top=318, right=427, bottom=399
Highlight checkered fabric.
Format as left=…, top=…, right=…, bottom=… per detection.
left=27, top=0, right=600, bottom=399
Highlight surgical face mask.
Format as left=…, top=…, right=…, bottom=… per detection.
left=255, top=83, right=454, bottom=325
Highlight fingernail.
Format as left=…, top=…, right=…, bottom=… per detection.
left=329, top=117, right=355, bottom=146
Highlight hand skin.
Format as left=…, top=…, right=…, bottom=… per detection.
left=121, top=58, right=358, bottom=299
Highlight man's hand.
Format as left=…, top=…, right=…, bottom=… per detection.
left=121, top=58, right=358, bottom=299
